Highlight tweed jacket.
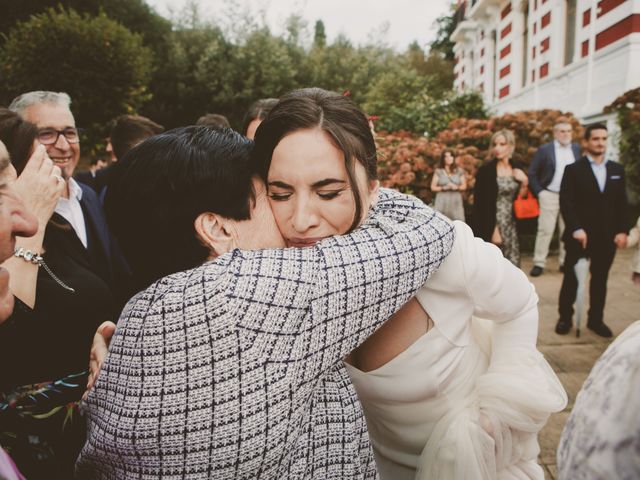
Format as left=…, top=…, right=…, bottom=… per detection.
left=76, top=189, right=455, bottom=479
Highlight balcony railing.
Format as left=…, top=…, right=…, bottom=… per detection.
left=469, top=0, right=503, bottom=20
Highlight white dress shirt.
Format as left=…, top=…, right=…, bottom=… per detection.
left=587, top=155, right=608, bottom=193
left=54, top=178, right=88, bottom=248
left=547, top=141, right=576, bottom=193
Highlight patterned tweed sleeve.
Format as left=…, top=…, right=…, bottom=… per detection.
left=225, top=188, right=455, bottom=382
left=77, top=189, right=455, bottom=479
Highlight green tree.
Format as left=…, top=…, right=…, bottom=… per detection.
left=149, top=25, right=235, bottom=128
left=0, top=0, right=173, bottom=129
left=363, top=66, right=434, bottom=132
left=403, top=42, right=454, bottom=97
left=364, top=63, right=487, bottom=135
left=430, top=2, right=456, bottom=61
left=0, top=0, right=171, bottom=50
left=605, top=88, right=640, bottom=202
left=0, top=8, right=153, bottom=151
left=421, top=91, right=488, bottom=137
left=167, top=23, right=305, bottom=129
left=313, top=20, right=327, bottom=48
left=229, top=28, right=301, bottom=114
left=306, top=35, right=392, bottom=101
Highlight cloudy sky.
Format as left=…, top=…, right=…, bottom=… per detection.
left=146, top=0, right=454, bottom=51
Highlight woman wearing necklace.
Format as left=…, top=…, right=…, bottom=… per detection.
left=430, top=149, right=466, bottom=222
left=473, top=130, right=528, bottom=266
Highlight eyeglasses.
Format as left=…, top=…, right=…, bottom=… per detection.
left=37, top=127, right=80, bottom=145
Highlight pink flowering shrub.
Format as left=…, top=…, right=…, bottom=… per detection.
left=376, top=110, right=582, bottom=206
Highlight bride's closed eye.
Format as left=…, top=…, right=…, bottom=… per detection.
left=317, top=190, right=343, bottom=200
left=268, top=192, right=292, bottom=201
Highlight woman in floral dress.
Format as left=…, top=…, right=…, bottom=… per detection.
left=473, top=130, right=528, bottom=266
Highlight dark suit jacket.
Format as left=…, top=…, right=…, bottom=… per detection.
left=81, top=183, right=132, bottom=300
left=472, top=158, right=524, bottom=242
left=528, top=141, right=581, bottom=196
left=79, top=184, right=111, bottom=259
left=75, top=166, right=113, bottom=198
left=560, top=156, right=628, bottom=248
left=0, top=183, right=131, bottom=390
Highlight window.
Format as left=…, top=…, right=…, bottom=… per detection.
left=565, top=0, right=577, bottom=65
left=492, top=29, right=498, bottom=100
left=522, top=1, right=530, bottom=87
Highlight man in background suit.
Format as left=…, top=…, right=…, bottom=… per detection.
left=76, top=114, right=164, bottom=198
left=9, top=91, right=128, bottom=294
left=528, top=118, right=581, bottom=276
left=556, top=124, right=628, bottom=337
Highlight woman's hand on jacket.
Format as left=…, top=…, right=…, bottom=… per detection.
left=83, top=321, right=117, bottom=400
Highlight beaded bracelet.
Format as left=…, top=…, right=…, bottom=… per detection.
left=13, top=247, right=75, bottom=293
left=13, top=247, right=43, bottom=265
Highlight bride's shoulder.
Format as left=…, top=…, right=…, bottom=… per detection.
left=421, top=221, right=472, bottom=284
left=434, top=221, right=504, bottom=281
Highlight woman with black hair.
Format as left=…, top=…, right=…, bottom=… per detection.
left=430, top=149, right=466, bottom=221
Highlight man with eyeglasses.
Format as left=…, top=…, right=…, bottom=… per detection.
left=2, top=91, right=129, bottom=477
left=10, top=92, right=85, bottom=244
left=528, top=118, right=581, bottom=277
left=8, top=89, right=129, bottom=302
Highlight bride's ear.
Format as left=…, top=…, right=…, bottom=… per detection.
left=194, top=212, right=234, bottom=259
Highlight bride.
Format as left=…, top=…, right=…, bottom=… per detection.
left=250, top=88, right=567, bottom=479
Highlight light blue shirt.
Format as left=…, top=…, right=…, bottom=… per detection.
left=587, top=155, right=608, bottom=193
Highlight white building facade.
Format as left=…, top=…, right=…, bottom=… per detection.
left=451, top=0, right=640, bottom=127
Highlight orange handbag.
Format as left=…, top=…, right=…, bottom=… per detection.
left=513, top=189, right=540, bottom=219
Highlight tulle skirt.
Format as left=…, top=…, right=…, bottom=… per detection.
left=413, top=318, right=567, bottom=480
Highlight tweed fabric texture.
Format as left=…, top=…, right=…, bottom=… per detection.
left=76, top=189, right=455, bottom=479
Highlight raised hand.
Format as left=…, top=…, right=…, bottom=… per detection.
left=13, top=145, right=65, bottom=227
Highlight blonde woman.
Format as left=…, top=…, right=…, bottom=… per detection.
left=473, top=130, right=528, bottom=266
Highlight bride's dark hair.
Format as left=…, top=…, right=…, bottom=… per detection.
left=251, top=88, right=378, bottom=233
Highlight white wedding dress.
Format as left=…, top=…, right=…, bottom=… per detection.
left=346, top=222, right=567, bottom=480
